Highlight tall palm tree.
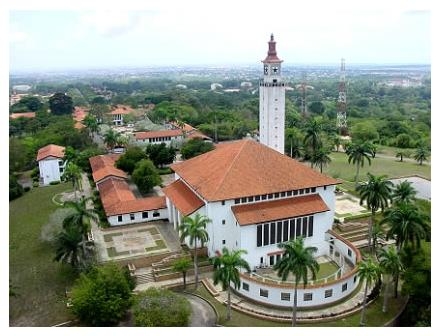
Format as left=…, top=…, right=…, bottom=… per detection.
left=378, top=245, right=404, bottom=302
left=392, top=180, right=417, bottom=205
left=356, top=173, right=393, bottom=253
left=285, top=127, right=304, bottom=159
left=63, top=197, right=99, bottom=236
left=172, top=257, right=192, bottom=290
left=413, top=146, right=428, bottom=165
left=345, top=141, right=375, bottom=187
left=383, top=202, right=429, bottom=252
left=178, top=213, right=210, bottom=290
left=53, top=226, right=94, bottom=270
left=303, top=118, right=323, bottom=167
left=358, top=258, right=381, bottom=326
left=273, top=237, right=319, bottom=327
left=395, top=149, right=410, bottom=162
left=83, top=114, right=99, bottom=137
left=212, top=247, right=251, bottom=320
left=310, top=146, right=332, bottom=173
left=103, top=128, right=121, bottom=150
left=62, top=162, right=83, bottom=201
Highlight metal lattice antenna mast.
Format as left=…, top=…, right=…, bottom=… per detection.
left=336, top=58, right=347, bottom=134
left=300, top=73, right=308, bottom=118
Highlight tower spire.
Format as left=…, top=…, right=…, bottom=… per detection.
left=263, top=33, right=282, bottom=63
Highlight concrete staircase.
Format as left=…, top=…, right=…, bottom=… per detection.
left=335, top=222, right=369, bottom=248
left=134, top=267, right=155, bottom=285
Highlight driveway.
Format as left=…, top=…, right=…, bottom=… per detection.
left=390, top=176, right=431, bottom=200
left=182, top=293, right=217, bottom=327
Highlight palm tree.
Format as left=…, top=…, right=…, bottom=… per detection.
left=53, top=226, right=94, bottom=270
left=62, top=162, right=83, bottom=201
left=357, top=258, right=381, bottom=326
left=413, top=146, right=428, bottom=165
left=83, top=114, right=99, bottom=137
left=172, top=257, right=192, bottom=290
left=356, top=173, right=393, bottom=253
left=345, top=141, right=376, bottom=187
left=285, top=127, right=304, bottom=159
left=273, top=237, right=319, bottom=327
left=303, top=118, right=323, bottom=167
left=332, top=135, right=342, bottom=152
left=371, top=221, right=385, bottom=253
left=395, top=149, right=410, bottom=162
left=178, top=213, right=211, bottom=290
left=103, top=128, right=121, bottom=150
left=383, top=202, right=429, bottom=251
left=310, top=146, right=332, bottom=173
left=378, top=245, right=404, bottom=302
left=392, top=180, right=417, bottom=204
left=212, top=247, right=251, bottom=320
left=63, top=197, right=99, bottom=236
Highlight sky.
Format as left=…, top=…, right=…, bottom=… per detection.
left=7, top=0, right=432, bottom=72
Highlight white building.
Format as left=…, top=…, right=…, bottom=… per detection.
left=163, top=139, right=362, bottom=307
left=36, top=144, right=66, bottom=185
left=133, top=129, right=184, bottom=147
left=259, top=34, right=286, bottom=154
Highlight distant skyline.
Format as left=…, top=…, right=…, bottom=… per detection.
left=8, top=0, right=432, bottom=72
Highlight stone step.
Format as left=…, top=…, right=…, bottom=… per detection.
left=136, top=272, right=155, bottom=285
left=341, top=233, right=369, bottom=242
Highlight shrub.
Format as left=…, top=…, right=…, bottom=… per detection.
left=32, top=182, right=39, bottom=188
left=133, top=288, right=191, bottom=327
left=49, top=180, right=61, bottom=185
left=23, top=186, right=31, bottom=192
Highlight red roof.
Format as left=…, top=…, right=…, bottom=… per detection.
left=10, top=112, right=36, bottom=119
left=89, top=155, right=127, bottom=183
left=162, top=179, right=204, bottom=216
left=134, top=129, right=183, bottom=140
left=232, top=194, right=330, bottom=226
left=36, top=144, right=65, bottom=161
left=98, top=178, right=166, bottom=216
left=171, top=139, right=339, bottom=201
left=262, top=34, right=283, bottom=64
left=109, top=105, right=133, bottom=115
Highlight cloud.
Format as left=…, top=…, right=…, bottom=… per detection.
left=9, top=30, right=29, bottom=43
left=77, top=11, right=141, bottom=38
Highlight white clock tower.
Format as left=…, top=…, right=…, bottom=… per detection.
left=259, top=34, right=285, bottom=154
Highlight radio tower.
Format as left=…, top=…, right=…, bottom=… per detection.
left=336, top=58, right=347, bottom=135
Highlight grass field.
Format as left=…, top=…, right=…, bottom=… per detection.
left=9, top=183, right=77, bottom=326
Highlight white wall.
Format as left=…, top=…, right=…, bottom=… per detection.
left=108, top=208, right=168, bottom=226
left=135, top=136, right=183, bottom=148
left=38, top=157, right=64, bottom=185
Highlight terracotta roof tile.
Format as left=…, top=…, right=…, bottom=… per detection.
left=89, top=155, right=127, bottom=183
left=109, top=104, right=133, bottom=115
left=162, top=179, right=204, bottom=216
left=36, top=144, right=65, bottom=161
left=171, top=139, right=339, bottom=201
left=134, top=129, right=183, bottom=140
left=232, top=194, right=330, bottom=226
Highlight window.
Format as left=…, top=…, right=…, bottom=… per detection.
left=222, top=240, right=226, bottom=245
left=242, top=197, right=247, bottom=203
left=222, top=220, right=226, bottom=225
left=248, top=196, right=254, bottom=202
left=261, top=194, right=267, bottom=200
left=235, top=198, right=241, bottom=204
left=274, top=193, right=279, bottom=198
left=255, top=195, right=260, bottom=201
left=281, top=292, right=291, bottom=301
left=263, top=224, right=269, bottom=246
left=324, top=186, right=327, bottom=190
left=58, top=160, right=63, bottom=166
left=296, top=218, right=302, bottom=237
left=293, top=190, right=298, bottom=196
left=142, top=212, right=148, bottom=219
left=260, top=289, right=269, bottom=298
left=305, top=188, right=310, bottom=194
left=269, top=255, right=275, bottom=265
left=130, top=213, right=135, bottom=221
left=302, top=217, right=308, bottom=237
left=325, top=289, right=333, bottom=298
left=311, top=187, right=316, bottom=193
left=287, top=191, right=292, bottom=196
left=118, top=215, right=123, bottom=222
left=280, top=192, right=286, bottom=197
left=308, top=216, right=314, bottom=237
left=342, top=283, right=348, bottom=292
left=268, top=194, right=273, bottom=199
left=222, top=200, right=225, bottom=205
left=153, top=211, right=160, bottom=217
left=303, top=293, right=313, bottom=301
left=242, top=282, right=249, bottom=291
left=270, top=223, right=276, bottom=244
left=283, top=220, right=289, bottom=242
left=257, top=225, right=262, bottom=247
left=289, top=219, right=296, bottom=240
left=348, top=249, right=352, bottom=257
left=276, top=221, right=282, bottom=243
left=299, top=189, right=304, bottom=195
left=354, top=276, right=357, bottom=283
left=59, top=168, right=64, bottom=173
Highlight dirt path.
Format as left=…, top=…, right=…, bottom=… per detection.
left=182, top=293, right=217, bottom=327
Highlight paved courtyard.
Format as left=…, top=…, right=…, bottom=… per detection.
left=390, top=176, right=431, bottom=200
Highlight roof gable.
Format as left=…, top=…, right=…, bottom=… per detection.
left=36, top=144, right=65, bottom=161
left=171, top=139, right=339, bottom=201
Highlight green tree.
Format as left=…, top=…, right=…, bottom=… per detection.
left=178, top=213, right=211, bottom=290
left=212, top=247, right=251, bottom=320
left=17, top=95, right=43, bottom=112
left=303, top=117, right=323, bottom=166
left=395, top=133, right=412, bottom=148
left=172, top=257, right=192, bottom=290
left=103, top=128, right=121, bottom=150
left=308, top=101, right=325, bottom=115
left=273, top=237, right=319, bottom=327
left=395, top=149, right=410, bottom=162
left=310, top=146, right=332, bottom=173
left=357, top=258, right=381, bottom=326
left=285, top=127, right=304, bottom=158
left=180, top=138, right=214, bottom=159
left=384, top=202, right=429, bottom=251
left=131, top=159, right=162, bottom=194
left=9, top=175, right=24, bottom=201
left=392, top=180, right=417, bottom=205
left=351, top=120, right=379, bottom=143
left=133, top=288, right=191, bottom=327
left=115, top=146, right=147, bottom=174
left=62, top=162, right=82, bottom=201
left=83, top=114, right=99, bottom=137
left=378, top=245, right=404, bottom=303
left=356, top=173, right=393, bottom=253
left=146, top=143, right=177, bottom=168
left=62, top=197, right=99, bottom=236
left=53, top=225, right=94, bottom=271
left=413, top=146, right=428, bottom=165
left=49, top=92, right=74, bottom=115
left=70, top=263, right=133, bottom=326
left=345, top=141, right=375, bottom=187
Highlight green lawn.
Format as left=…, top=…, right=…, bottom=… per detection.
left=9, top=183, right=78, bottom=326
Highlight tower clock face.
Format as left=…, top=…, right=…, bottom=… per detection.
left=264, top=65, right=268, bottom=75
left=272, top=66, right=279, bottom=74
